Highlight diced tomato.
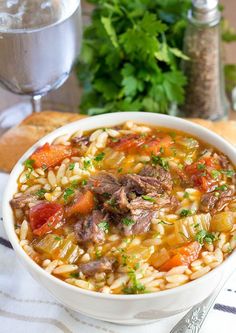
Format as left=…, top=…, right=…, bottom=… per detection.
left=160, top=241, right=202, bottom=271
left=109, top=135, right=146, bottom=152
left=29, top=202, right=64, bottom=237
left=185, top=157, right=221, bottom=192
left=65, top=190, right=95, bottom=217
left=30, top=143, right=73, bottom=169
left=143, top=135, right=173, bottom=155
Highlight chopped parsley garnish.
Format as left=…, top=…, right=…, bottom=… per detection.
left=160, top=147, right=164, bottom=154
left=142, top=195, right=156, bottom=202
left=83, top=159, right=92, bottom=170
left=183, top=191, right=190, bottom=199
left=215, top=184, right=228, bottom=191
left=221, top=170, right=235, bottom=177
left=95, top=247, right=102, bottom=259
left=180, top=209, right=192, bottom=217
left=151, top=154, right=169, bottom=170
left=24, top=159, right=35, bottom=179
left=195, top=230, right=217, bottom=245
left=81, top=179, right=87, bottom=186
left=24, top=159, right=34, bottom=170
left=106, top=198, right=116, bottom=207
left=118, top=167, right=123, bottom=173
left=70, top=272, right=79, bottom=279
left=211, top=170, right=221, bottom=179
left=63, top=188, right=75, bottom=201
left=69, top=163, right=75, bottom=170
left=158, top=220, right=174, bottom=226
left=122, top=217, right=135, bottom=226
left=54, top=236, right=61, bottom=241
left=121, top=254, right=128, bottom=266
left=197, top=163, right=205, bottom=170
left=98, top=220, right=109, bottom=233
left=123, top=270, right=146, bottom=294
left=94, top=152, right=105, bottom=162
left=35, top=188, right=46, bottom=199
left=111, top=137, right=119, bottom=142
left=71, top=180, right=79, bottom=188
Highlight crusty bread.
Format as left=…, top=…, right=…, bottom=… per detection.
left=0, top=111, right=235, bottom=173
left=0, top=111, right=86, bottom=173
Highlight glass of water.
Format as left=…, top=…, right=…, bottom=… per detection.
left=0, top=0, right=82, bottom=117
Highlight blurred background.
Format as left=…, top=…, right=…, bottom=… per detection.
left=0, top=0, right=235, bottom=118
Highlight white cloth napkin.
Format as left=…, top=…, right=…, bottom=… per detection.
left=1, top=172, right=236, bottom=333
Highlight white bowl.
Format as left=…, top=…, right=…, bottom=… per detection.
left=2, top=112, right=236, bottom=325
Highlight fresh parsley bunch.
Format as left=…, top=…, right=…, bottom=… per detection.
left=76, top=0, right=191, bottom=115
left=76, top=0, right=236, bottom=115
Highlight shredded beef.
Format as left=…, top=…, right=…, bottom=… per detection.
left=121, top=174, right=165, bottom=195
left=10, top=194, right=40, bottom=209
left=104, top=187, right=129, bottom=214
left=87, top=172, right=121, bottom=196
left=71, top=135, right=90, bottom=146
left=120, top=193, right=179, bottom=236
left=200, top=188, right=235, bottom=214
left=139, top=165, right=173, bottom=191
left=77, top=257, right=115, bottom=276
left=74, top=210, right=107, bottom=243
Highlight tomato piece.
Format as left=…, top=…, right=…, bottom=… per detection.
left=160, top=241, right=202, bottom=271
left=110, top=134, right=146, bottom=152
left=30, top=143, right=72, bottom=169
left=29, top=202, right=64, bottom=237
left=65, top=190, right=95, bottom=217
left=143, top=135, right=173, bottom=155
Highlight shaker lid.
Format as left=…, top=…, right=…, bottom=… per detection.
left=191, top=0, right=220, bottom=24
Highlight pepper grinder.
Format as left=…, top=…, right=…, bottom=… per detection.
left=182, top=0, right=229, bottom=120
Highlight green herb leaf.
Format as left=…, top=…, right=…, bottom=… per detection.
left=211, top=170, right=221, bottom=179
left=24, top=159, right=34, bottom=170
left=142, top=195, right=156, bottom=203
left=215, top=184, right=228, bottom=191
left=94, top=152, right=105, bottom=162
left=195, top=230, right=217, bottom=245
left=83, top=159, right=92, bottom=170
left=54, top=236, right=61, bottom=241
left=122, top=217, right=135, bottom=226
left=35, top=188, right=46, bottom=199
left=180, top=209, right=192, bottom=217
left=81, top=179, right=87, bottom=186
left=151, top=154, right=169, bottom=170
left=69, top=163, right=75, bottom=170
left=98, top=220, right=110, bottom=233
left=221, top=169, right=235, bottom=178
left=197, top=163, right=205, bottom=170
left=63, top=188, right=75, bottom=201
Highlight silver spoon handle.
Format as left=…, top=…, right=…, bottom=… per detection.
left=170, top=273, right=231, bottom=333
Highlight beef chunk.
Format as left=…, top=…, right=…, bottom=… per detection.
left=10, top=193, right=40, bottom=209
left=71, top=135, right=89, bottom=146
left=74, top=210, right=107, bottom=243
left=139, top=165, right=173, bottom=192
left=200, top=188, right=235, bottom=214
left=218, top=154, right=231, bottom=169
left=128, top=193, right=178, bottom=212
left=78, top=257, right=115, bottom=277
left=122, top=210, right=156, bottom=236
left=87, top=172, right=121, bottom=196
left=104, top=187, right=129, bottom=214
left=121, top=193, right=179, bottom=236
left=121, top=174, right=164, bottom=195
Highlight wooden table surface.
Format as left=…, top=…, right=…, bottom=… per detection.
left=0, top=0, right=235, bottom=118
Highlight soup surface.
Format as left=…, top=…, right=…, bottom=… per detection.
left=11, top=121, right=236, bottom=294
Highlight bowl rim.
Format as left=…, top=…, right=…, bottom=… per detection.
left=2, top=111, right=236, bottom=300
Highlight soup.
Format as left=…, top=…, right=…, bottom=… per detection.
left=10, top=121, right=236, bottom=294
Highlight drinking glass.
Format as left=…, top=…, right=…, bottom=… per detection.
left=0, top=0, right=82, bottom=121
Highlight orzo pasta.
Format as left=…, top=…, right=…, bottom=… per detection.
left=10, top=121, right=236, bottom=294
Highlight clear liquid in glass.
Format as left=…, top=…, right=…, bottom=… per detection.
left=0, top=0, right=82, bottom=95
